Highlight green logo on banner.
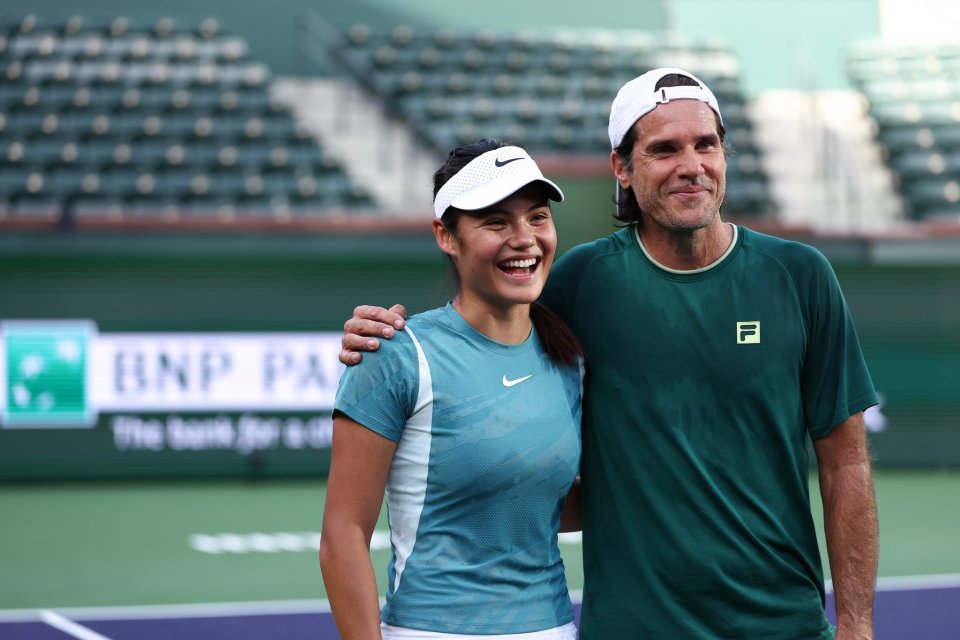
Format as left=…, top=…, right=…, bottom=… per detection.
left=2, top=321, right=95, bottom=428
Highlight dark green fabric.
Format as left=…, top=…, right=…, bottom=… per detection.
left=540, top=224, right=877, bottom=639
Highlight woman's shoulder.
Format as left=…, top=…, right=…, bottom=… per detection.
left=405, top=306, right=448, bottom=330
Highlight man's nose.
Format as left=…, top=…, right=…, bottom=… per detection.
left=676, top=147, right=705, bottom=178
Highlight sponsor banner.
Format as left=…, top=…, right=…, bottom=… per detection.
left=109, top=413, right=334, bottom=454
left=1, top=320, right=95, bottom=427
left=2, top=320, right=345, bottom=429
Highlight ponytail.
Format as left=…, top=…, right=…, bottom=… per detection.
left=531, top=302, right=584, bottom=367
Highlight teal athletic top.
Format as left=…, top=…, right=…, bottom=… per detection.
left=334, top=303, right=583, bottom=635
left=541, top=224, right=877, bottom=640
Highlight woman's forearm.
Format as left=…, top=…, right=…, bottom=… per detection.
left=320, top=528, right=383, bottom=640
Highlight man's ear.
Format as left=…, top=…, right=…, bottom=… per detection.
left=610, top=150, right=632, bottom=190
left=433, top=219, right=458, bottom=258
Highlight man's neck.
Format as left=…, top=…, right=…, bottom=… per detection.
left=636, top=218, right=735, bottom=271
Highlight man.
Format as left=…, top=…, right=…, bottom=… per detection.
left=339, top=67, right=879, bottom=639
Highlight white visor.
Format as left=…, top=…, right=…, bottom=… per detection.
left=608, top=67, right=723, bottom=149
left=433, top=146, right=563, bottom=219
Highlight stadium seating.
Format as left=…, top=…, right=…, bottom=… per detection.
left=847, top=40, right=960, bottom=221
left=316, top=22, right=776, bottom=218
left=0, top=13, right=375, bottom=228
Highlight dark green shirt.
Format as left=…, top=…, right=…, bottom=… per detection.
left=541, top=224, right=877, bottom=639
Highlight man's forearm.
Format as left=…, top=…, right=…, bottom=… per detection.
left=820, top=456, right=878, bottom=639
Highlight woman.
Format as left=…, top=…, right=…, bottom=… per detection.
left=320, top=139, right=583, bottom=640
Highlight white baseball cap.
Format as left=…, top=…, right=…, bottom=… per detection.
left=608, top=67, right=723, bottom=149
left=433, top=146, right=563, bottom=219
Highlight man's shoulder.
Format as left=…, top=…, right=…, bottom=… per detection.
left=740, top=225, right=830, bottom=270
left=542, top=228, right=634, bottom=318
left=555, top=227, right=633, bottom=270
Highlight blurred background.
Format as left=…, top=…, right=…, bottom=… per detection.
left=1, top=0, right=959, bottom=637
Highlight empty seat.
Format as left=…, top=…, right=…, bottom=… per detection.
left=5, top=197, right=62, bottom=223
left=75, top=138, right=121, bottom=166
left=126, top=197, right=182, bottom=221
left=70, top=196, right=126, bottom=221
left=1, top=12, right=377, bottom=220
left=0, top=166, right=48, bottom=199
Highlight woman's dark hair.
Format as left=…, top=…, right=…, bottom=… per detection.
left=612, top=73, right=732, bottom=224
left=529, top=302, right=583, bottom=367
left=432, top=137, right=507, bottom=201
left=434, top=138, right=584, bottom=367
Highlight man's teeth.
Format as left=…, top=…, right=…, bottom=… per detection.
left=501, top=258, right=537, bottom=268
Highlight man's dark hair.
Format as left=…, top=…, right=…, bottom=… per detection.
left=612, top=73, right=731, bottom=224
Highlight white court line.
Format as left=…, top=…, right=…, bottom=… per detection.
left=0, top=573, right=957, bottom=625
left=40, top=610, right=113, bottom=640
left=825, top=572, right=960, bottom=593
left=0, top=600, right=332, bottom=623
left=874, top=573, right=960, bottom=591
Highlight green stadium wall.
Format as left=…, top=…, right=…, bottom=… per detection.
left=1, top=224, right=959, bottom=481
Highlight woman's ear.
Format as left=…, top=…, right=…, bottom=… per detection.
left=433, top=218, right=458, bottom=258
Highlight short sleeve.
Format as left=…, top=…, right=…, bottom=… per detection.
left=796, top=247, right=878, bottom=439
left=334, top=330, right=419, bottom=442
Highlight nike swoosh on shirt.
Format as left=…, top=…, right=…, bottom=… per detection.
left=494, top=157, right=523, bottom=167
left=502, top=374, right=533, bottom=387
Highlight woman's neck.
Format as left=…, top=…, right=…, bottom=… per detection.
left=451, top=295, right=533, bottom=344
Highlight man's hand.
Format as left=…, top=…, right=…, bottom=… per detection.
left=339, top=304, right=407, bottom=365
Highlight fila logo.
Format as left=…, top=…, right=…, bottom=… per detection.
left=736, top=321, right=760, bottom=345
left=502, top=374, right=533, bottom=387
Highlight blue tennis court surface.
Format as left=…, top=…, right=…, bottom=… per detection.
left=3, top=576, right=958, bottom=639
